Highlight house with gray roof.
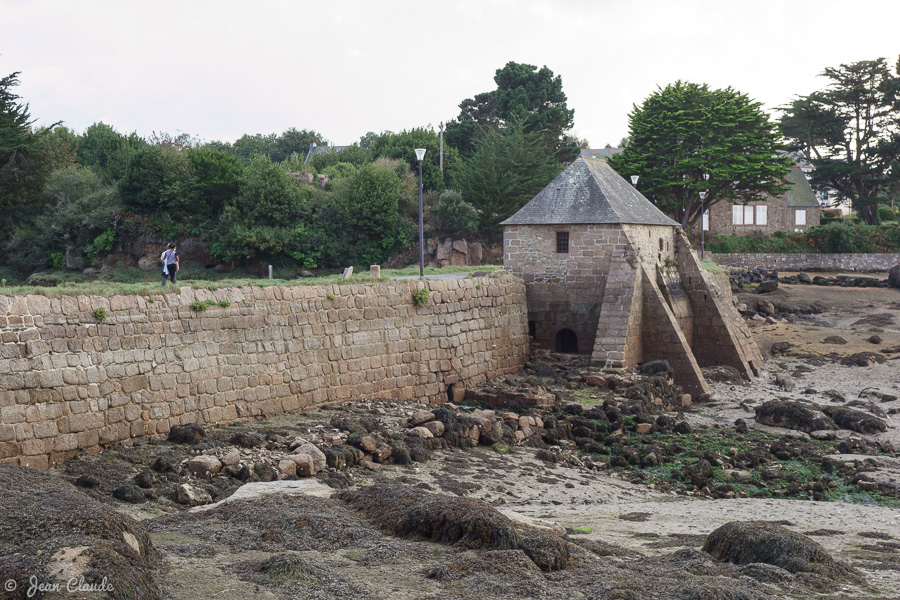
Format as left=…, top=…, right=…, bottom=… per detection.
left=707, top=166, right=821, bottom=236
left=502, top=157, right=762, bottom=395
left=580, top=147, right=623, bottom=160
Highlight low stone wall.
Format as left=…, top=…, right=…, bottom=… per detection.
left=0, top=276, right=529, bottom=468
left=711, top=253, right=900, bottom=272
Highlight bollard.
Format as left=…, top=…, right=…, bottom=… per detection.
left=370, top=265, right=381, bottom=278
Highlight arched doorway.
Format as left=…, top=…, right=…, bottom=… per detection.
left=555, top=329, right=578, bottom=353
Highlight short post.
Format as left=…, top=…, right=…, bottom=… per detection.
left=268, top=265, right=273, bottom=280
left=370, top=265, right=381, bottom=278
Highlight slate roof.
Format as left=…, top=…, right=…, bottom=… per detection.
left=580, top=148, right=624, bottom=160
left=784, top=166, right=818, bottom=208
left=501, top=157, right=680, bottom=227
left=304, top=143, right=352, bottom=164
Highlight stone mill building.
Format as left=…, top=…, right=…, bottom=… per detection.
left=502, top=157, right=763, bottom=396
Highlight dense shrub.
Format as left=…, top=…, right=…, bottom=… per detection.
left=878, top=205, right=897, bottom=222
left=431, top=190, right=479, bottom=237
left=706, top=231, right=811, bottom=253
left=708, top=221, right=900, bottom=254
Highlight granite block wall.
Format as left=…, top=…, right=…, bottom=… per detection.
left=0, top=276, right=529, bottom=468
left=711, top=253, right=900, bottom=272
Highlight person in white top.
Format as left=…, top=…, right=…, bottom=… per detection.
left=160, top=243, right=180, bottom=286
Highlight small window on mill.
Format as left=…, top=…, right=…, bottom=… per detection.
left=556, top=232, right=569, bottom=253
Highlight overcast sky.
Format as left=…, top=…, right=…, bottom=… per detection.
left=2, top=0, right=899, bottom=150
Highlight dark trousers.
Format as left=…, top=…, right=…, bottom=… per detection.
left=162, top=264, right=177, bottom=285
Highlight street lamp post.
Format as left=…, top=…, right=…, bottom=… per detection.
left=415, top=148, right=427, bottom=278
left=699, top=191, right=707, bottom=260
left=630, top=175, right=639, bottom=187
left=700, top=173, right=710, bottom=260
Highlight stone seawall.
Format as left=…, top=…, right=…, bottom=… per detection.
left=0, top=276, right=529, bottom=468
left=711, top=253, right=900, bottom=272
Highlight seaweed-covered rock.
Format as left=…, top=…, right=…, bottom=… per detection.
left=840, top=352, right=887, bottom=367
left=330, top=414, right=379, bottom=434
left=155, top=493, right=381, bottom=553
left=231, top=432, right=265, bottom=448
left=324, top=445, right=364, bottom=470
left=0, top=466, right=161, bottom=599
left=113, top=484, right=147, bottom=503
left=479, top=420, right=504, bottom=446
left=640, top=360, right=672, bottom=376
left=702, top=521, right=860, bottom=581
left=338, top=485, right=568, bottom=570
left=822, top=407, right=887, bottom=434
left=754, top=400, right=835, bottom=433
left=75, top=474, right=101, bottom=489
left=702, top=365, right=743, bottom=384
left=684, top=459, right=714, bottom=488
left=167, top=423, right=206, bottom=444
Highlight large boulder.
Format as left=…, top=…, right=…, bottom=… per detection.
left=754, top=400, right=835, bottom=433
left=703, top=521, right=860, bottom=581
left=0, top=466, right=162, bottom=599
left=186, top=455, right=222, bottom=479
left=338, top=485, right=568, bottom=571
left=168, top=423, right=206, bottom=444
left=822, top=406, right=887, bottom=434
left=757, top=280, right=779, bottom=294
left=889, top=264, right=900, bottom=288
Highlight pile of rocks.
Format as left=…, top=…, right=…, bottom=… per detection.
left=729, top=267, right=778, bottom=288
left=779, top=272, right=890, bottom=287
left=161, top=403, right=556, bottom=507
left=731, top=267, right=892, bottom=289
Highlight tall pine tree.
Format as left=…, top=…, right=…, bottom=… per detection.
left=453, top=118, right=563, bottom=235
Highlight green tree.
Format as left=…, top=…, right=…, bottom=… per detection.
left=445, top=61, right=579, bottom=162
left=0, top=71, right=56, bottom=224
left=231, top=133, right=278, bottom=163
left=431, top=189, right=478, bottom=237
left=38, top=125, right=78, bottom=171
left=308, top=144, right=372, bottom=172
left=273, top=128, right=328, bottom=163
left=779, top=57, right=900, bottom=224
left=320, top=161, right=358, bottom=181
left=334, top=162, right=409, bottom=265
left=609, top=81, right=791, bottom=228
left=119, top=144, right=191, bottom=213
left=453, top=117, right=563, bottom=235
left=24, top=166, right=123, bottom=270
left=212, top=154, right=305, bottom=262
left=368, top=127, right=459, bottom=191
left=187, top=147, right=242, bottom=218
left=76, top=122, right=141, bottom=182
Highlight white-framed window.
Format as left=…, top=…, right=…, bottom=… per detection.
left=702, top=209, right=709, bottom=231
left=744, top=206, right=754, bottom=225
left=756, top=205, right=767, bottom=225
left=732, top=205, right=743, bottom=225
left=795, top=209, right=806, bottom=226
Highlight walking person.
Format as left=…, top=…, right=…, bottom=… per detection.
left=160, top=243, right=180, bottom=286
